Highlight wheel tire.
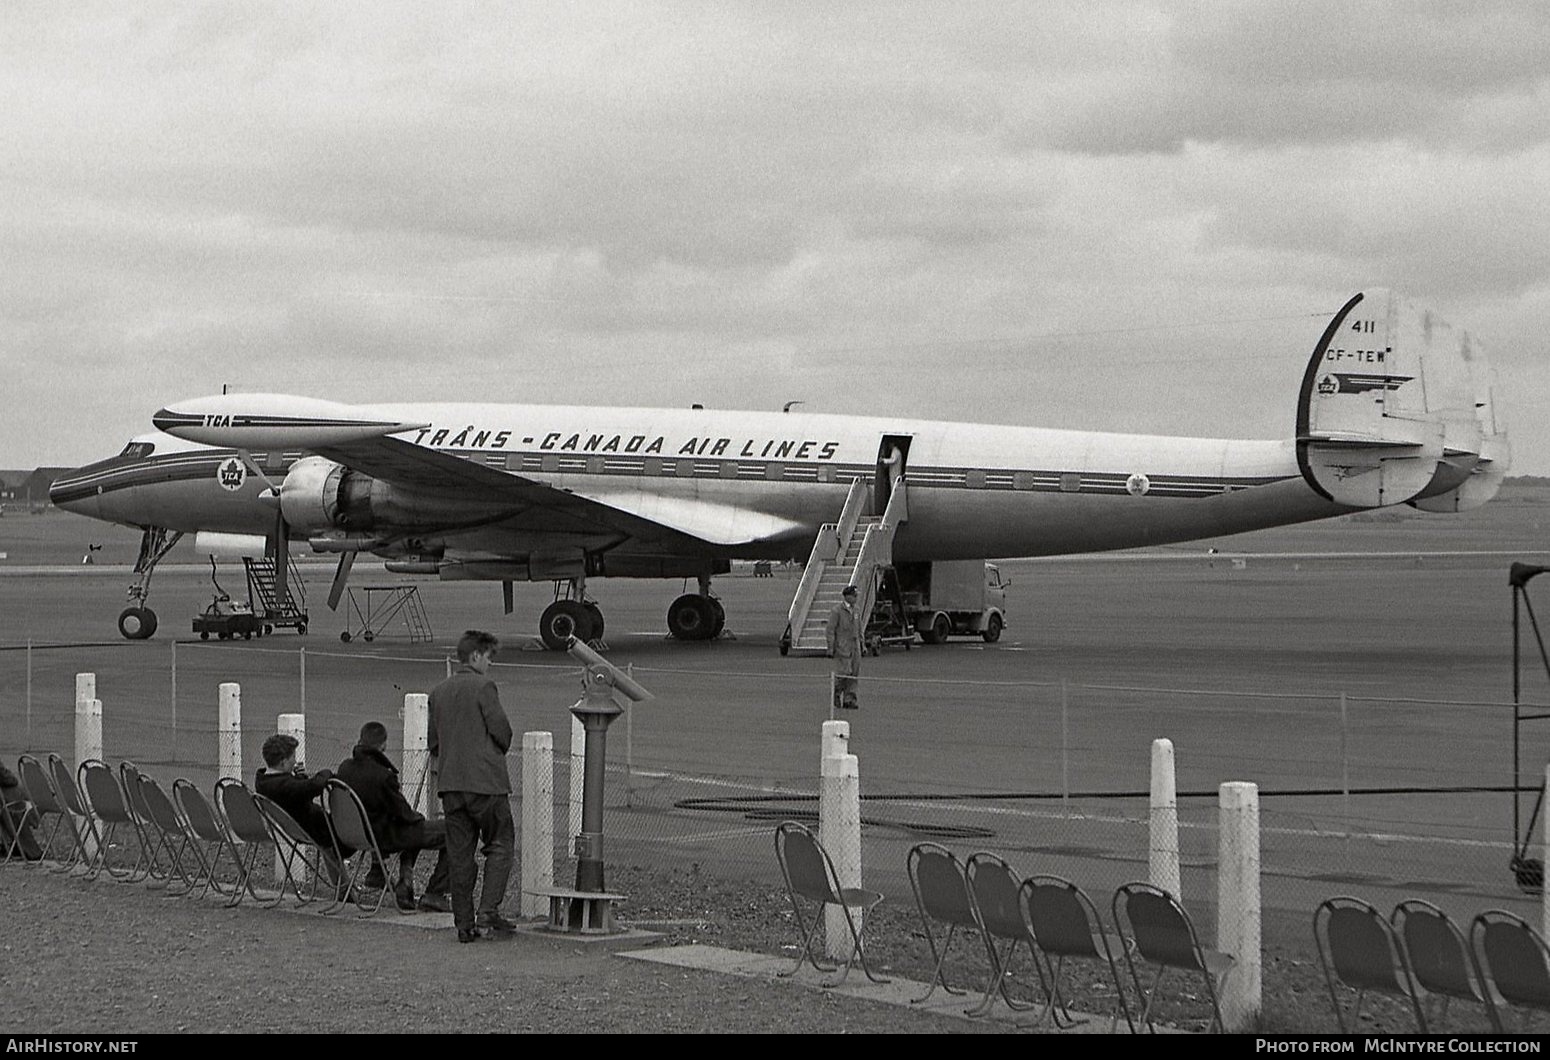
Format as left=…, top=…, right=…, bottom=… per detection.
left=297, top=623, right=308, bottom=636
left=118, top=606, right=157, bottom=640
left=584, top=603, right=605, bottom=641
left=219, top=632, right=231, bottom=641
left=363, top=631, right=375, bottom=642
left=708, top=597, right=726, bottom=638
left=340, top=631, right=352, bottom=643
left=243, top=631, right=252, bottom=640
left=982, top=612, right=1004, bottom=644
left=539, top=600, right=594, bottom=651
left=666, top=594, right=716, bottom=641
left=199, top=632, right=209, bottom=641
left=920, top=612, right=950, bottom=645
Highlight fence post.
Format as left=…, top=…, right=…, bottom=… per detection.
left=26, top=639, right=32, bottom=749
left=299, top=647, right=306, bottom=716
left=1149, top=738, right=1181, bottom=898
left=218, top=683, right=242, bottom=781
left=401, top=694, right=430, bottom=816
left=820, top=743, right=862, bottom=960
left=1218, top=781, right=1262, bottom=1031
left=170, top=640, right=178, bottom=763
left=1060, top=679, right=1070, bottom=803
left=821, top=719, right=850, bottom=761
left=521, top=731, right=555, bottom=917
left=277, top=713, right=305, bottom=885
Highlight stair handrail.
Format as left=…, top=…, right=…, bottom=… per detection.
left=880, top=474, right=907, bottom=530
left=850, top=520, right=897, bottom=623
left=786, top=477, right=869, bottom=632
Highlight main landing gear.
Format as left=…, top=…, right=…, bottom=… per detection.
left=539, top=578, right=607, bottom=651
left=534, top=575, right=726, bottom=649
left=665, top=574, right=724, bottom=642
left=118, top=527, right=184, bottom=640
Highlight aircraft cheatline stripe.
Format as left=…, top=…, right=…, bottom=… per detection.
left=151, top=412, right=406, bottom=430
left=51, top=444, right=1292, bottom=505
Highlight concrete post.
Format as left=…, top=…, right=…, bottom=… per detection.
left=75, top=697, right=102, bottom=769
left=568, top=714, right=585, bottom=843
left=75, top=672, right=96, bottom=713
left=820, top=750, right=862, bottom=960
left=521, top=731, right=555, bottom=917
left=218, top=683, right=242, bottom=781
left=276, top=713, right=305, bottom=885
left=1218, top=781, right=1262, bottom=1032
left=821, top=719, right=850, bottom=762
left=401, top=694, right=430, bottom=816
left=1150, top=738, right=1181, bottom=898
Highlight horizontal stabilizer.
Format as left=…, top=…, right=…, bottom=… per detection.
left=154, top=394, right=426, bottom=448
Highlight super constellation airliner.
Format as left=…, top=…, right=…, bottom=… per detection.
left=50, top=289, right=1509, bottom=648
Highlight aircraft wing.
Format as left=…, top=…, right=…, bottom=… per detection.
left=312, top=434, right=807, bottom=548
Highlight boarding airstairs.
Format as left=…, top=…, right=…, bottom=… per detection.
left=781, top=475, right=908, bottom=656
left=244, top=555, right=310, bottom=633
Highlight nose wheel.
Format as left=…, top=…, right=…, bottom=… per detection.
left=117, top=607, right=158, bottom=640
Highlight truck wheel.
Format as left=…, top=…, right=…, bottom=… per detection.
left=982, top=613, right=1003, bottom=643
left=926, top=613, right=951, bottom=645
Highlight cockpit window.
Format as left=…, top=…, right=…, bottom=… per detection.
left=119, top=442, right=155, bottom=459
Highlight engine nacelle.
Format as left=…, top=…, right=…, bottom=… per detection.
left=278, top=455, right=515, bottom=534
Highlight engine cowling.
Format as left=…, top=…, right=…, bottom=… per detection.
left=277, top=455, right=515, bottom=534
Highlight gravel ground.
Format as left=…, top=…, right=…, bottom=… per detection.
left=2, top=853, right=1508, bottom=1036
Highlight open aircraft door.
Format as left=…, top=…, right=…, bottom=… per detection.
left=875, top=434, right=912, bottom=515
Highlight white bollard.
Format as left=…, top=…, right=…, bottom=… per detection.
left=401, top=694, right=430, bottom=816
left=75, top=697, right=103, bottom=768
left=1218, top=781, right=1262, bottom=1032
left=276, top=713, right=306, bottom=885
left=568, top=714, right=584, bottom=844
left=821, top=719, right=850, bottom=762
left=218, top=683, right=243, bottom=781
left=521, top=731, right=555, bottom=917
left=1150, top=738, right=1181, bottom=898
left=75, top=672, right=96, bottom=713
left=820, top=750, right=863, bottom=960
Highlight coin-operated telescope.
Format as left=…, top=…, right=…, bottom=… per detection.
left=549, top=637, right=654, bottom=933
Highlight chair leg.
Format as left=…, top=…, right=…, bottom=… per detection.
left=910, top=922, right=955, bottom=1003
left=826, top=902, right=888, bottom=987
left=778, top=897, right=835, bottom=978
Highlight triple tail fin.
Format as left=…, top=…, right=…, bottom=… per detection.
left=1295, top=289, right=1509, bottom=510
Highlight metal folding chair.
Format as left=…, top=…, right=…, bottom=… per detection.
left=253, top=790, right=338, bottom=908
left=171, top=778, right=240, bottom=900
left=963, top=851, right=1051, bottom=1017
left=322, top=779, right=408, bottom=918
left=215, top=778, right=332, bottom=908
left=1393, top=899, right=1500, bottom=1031
left=1021, top=874, right=1135, bottom=1032
left=2, top=760, right=42, bottom=865
left=773, top=821, right=888, bottom=986
left=905, top=842, right=978, bottom=1003
left=16, top=755, right=71, bottom=870
left=76, top=759, right=142, bottom=881
left=1113, top=882, right=1235, bottom=1033
left=1471, top=910, right=1550, bottom=1031
left=1314, top=896, right=1426, bottom=1033
left=46, top=754, right=102, bottom=876
left=116, top=761, right=167, bottom=884
left=133, top=772, right=200, bottom=895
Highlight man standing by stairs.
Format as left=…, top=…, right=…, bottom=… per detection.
left=826, top=584, right=863, bottom=710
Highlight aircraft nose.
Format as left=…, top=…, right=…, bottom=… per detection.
left=49, top=461, right=109, bottom=519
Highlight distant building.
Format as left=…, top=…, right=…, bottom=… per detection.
left=0, top=468, right=69, bottom=508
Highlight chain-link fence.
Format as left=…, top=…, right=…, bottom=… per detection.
left=4, top=637, right=1544, bottom=968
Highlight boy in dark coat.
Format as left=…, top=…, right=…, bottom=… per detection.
left=336, top=721, right=451, bottom=912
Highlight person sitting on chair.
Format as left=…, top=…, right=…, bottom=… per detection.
left=255, top=733, right=352, bottom=887
left=336, top=721, right=452, bottom=912
left=0, top=762, right=44, bottom=861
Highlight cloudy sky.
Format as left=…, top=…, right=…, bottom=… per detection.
left=5, top=2, right=1549, bottom=475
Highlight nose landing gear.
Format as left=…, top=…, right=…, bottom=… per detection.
left=117, top=527, right=184, bottom=640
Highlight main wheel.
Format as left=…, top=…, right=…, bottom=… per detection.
left=982, top=612, right=1004, bottom=643
left=666, top=594, right=716, bottom=641
left=539, top=600, right=595, bottom=651
left=118, top=607, right=157, bottom=640
left=584, top=603, right=605, bottom=641
left=708, top=597, right=726, bottom=638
